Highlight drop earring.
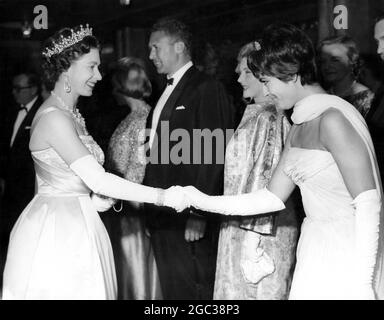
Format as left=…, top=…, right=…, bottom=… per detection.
left=64, top=76, right=71, bottom=93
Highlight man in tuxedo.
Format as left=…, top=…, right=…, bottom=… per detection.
left=0, top=72, right=42, bottom=281
left=143, top=18, right=234, bottom=299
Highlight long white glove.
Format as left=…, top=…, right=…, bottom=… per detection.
left=183, top=186, right=285, bottom=216
left=352, top=189, right=381, bottom=300
left=70, top=155, right=188, bottom=212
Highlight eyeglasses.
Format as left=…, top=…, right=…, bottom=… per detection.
left=12, top=85, right=33, bottom=92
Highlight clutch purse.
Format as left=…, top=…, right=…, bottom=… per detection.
left=240, top=231, right=275, bottom=284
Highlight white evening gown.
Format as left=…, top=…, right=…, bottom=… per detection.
left=2, top=132, right=117, bottom=300
left=286, top=94, right=384, bottom=300
left=284, top=147, right=357, bottom=299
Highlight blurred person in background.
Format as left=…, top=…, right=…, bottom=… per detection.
left=0, top=72, right=42, bottom=292
left=319, top=35, right=374, bottom=118
left=106, top=57, right=162, bottom=300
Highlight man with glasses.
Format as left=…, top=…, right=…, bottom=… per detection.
left=0, top=72, right=42, bottom=289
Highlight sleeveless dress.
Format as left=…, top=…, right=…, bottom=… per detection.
left=286, top=94, right=384, bottom=300
left=284, top=148, right=356, bottom=299
left=2, top=107, right=117, bottom=300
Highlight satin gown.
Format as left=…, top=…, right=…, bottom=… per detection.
left=286, top=93, right=384, bottom=299
left=2, top=129, right=117, bottom=299
left=284, top=147, right=358, bottom=299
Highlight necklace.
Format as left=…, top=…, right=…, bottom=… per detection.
left=50, top=91, right=88, bottom=134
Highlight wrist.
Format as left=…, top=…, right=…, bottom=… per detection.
left=156, top=188, right=165, bottom=206
left=195, top=193, right=211, bottom=211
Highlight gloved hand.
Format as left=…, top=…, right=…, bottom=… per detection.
left=182, top=186, right=285, bottom=216
left=91, top=193, right=115, bottom=212
left=352, top=189, right=381, bottom=300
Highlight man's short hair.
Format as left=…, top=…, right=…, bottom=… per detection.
left=375, top=14, right=384, bottom=24
left=14, top=72, right=40, bottom=88
left=151, top=17, right=192, bottom=56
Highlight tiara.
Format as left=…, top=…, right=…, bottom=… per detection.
left=42, top=24, right=93, bottom=58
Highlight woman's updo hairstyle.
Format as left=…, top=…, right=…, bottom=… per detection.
left=248, top=23, right=318, bottom=85
left=111, top=57, right=152, bottom=100
left=42, top=24, right=100, bottom=86
left=235, top=41, right=259, bottom=73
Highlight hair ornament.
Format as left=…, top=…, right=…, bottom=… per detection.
left=254, top=41, right=261, bottom=51
left=42, top=24, right=93, bottom=58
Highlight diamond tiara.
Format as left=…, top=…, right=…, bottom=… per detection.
left=42, top=24, right=93, bottom=58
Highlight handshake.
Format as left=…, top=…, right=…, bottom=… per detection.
left=90, top=185, right=208, bottom=213
left=162, top=186, right=208, bottom=212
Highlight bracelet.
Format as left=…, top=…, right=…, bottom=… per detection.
left=113, top=200, right=123, bottom=213
left=156, top=189, right=165, bottom=206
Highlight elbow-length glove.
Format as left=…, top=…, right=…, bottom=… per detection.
left=184, top=186, right=285, bottom=216
left=70, top=155, right=187, bottom=211
left=352, top=189, right=381, bottom=300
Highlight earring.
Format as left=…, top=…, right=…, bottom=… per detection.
left=64, top=76, right=71, bottom=93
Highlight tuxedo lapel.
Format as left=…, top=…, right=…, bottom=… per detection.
left=151, top=67, right=196, bottom=153
left=158, top=67, right=196, bottom=125
left=12, top=96, right=41, bottom=148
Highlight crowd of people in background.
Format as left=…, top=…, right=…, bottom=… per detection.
left=0, top=14, right=384, bottom=300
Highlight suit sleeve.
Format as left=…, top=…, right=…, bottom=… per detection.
left=190, top=79, right=235, bottom=217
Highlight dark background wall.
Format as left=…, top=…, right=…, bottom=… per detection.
left=0, top=0, right=383, bottom=113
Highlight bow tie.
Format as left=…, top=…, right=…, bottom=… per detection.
left=166, top=78, right=174, bottom=86
left=18, top=106, right=27, bottom=112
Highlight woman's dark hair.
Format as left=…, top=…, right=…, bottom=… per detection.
left=42, top=25, right=100, bottom=85
left=318, top=35, right=362, bottom=78
left=248, top=23, right=317, bottom=85
left=111, top=57, right=152, bottom=100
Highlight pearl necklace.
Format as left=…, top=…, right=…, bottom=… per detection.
left=50, top=91, right=88, bottom=134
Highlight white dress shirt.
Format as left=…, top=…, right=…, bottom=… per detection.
left=149, top=61, right=193, bottom=148
left=10, top=96, right=38, bottom=147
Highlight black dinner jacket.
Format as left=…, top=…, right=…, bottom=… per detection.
left=1, top=96, right=42, bottom=215
left=143, top=66, right=234, bottom=229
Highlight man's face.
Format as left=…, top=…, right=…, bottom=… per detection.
left=148, top=31, right=179, bottom=76
left=374, top=20, right=384, bottom=60
left=12, top=74, right=37, bottom=106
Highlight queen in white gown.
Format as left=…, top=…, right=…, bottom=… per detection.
left=1, top=25, right=186, bottom=300
left=183, top=23, right=384, bottom=300
left=3, top=110, right=116, bottom=299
